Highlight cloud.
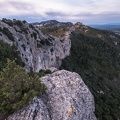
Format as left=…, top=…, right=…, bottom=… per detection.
left=0, top=0, right=120, bottom=24
left=8, top=1, right=33, bottom=11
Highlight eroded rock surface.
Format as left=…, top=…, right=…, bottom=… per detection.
left=7, top=97, right=50, bottom=120
left=7, top=70, right=97, bottom=120
left=40, top=70, right=97, bottom=120
left=0, top=19, right=71, bottom=72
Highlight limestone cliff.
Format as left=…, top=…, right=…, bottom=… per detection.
left=0, top=19, right=97, bottom=120
left=0, top=19, right=71, bottom=72
left=7, top=70, right=97, bottom=120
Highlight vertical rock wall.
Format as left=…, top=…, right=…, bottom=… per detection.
left=0, top=19, right=71, bottom=72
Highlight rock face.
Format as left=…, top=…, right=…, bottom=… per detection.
left=0, top=19, right=71, bottom=72
left=7, top=70, right=97, bottom=120
left=7, top=97, right=50, bottom=120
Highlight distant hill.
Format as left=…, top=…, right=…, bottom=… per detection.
left=90, top=24, right=120, bottom=30
left=90, top=24, right=120, bottom=35
left=31, top=20, right=73, bottom=28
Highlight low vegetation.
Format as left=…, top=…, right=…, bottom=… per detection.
left=0, top=27, right=14, bottom=41
left=0, top=41, right=47, bottom=118
left=41, top=26, right=69, bottom=37
left=0, top=40, right=24, bottom=71
left=61, top=30, right=120, bottom=120
left=0, top=60, right=46, bottom=116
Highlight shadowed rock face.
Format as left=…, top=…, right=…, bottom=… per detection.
left=0, top=19, right=71, bottom=72
left=7, top=70, right=97, bottom=120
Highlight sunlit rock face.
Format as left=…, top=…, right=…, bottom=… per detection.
left=0, top=19, right=71, bottom=72
left=7, top=97, right=50, bottom=120
left=40, top=70, right=97, bottom=120
left=7, top=70, right=97, bottom=120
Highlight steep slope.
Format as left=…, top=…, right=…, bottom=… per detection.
left=31, top=21, right=120, bottom=119
left=60, top=24, right=120, bottom=120
left=7, top=70, right=97, bottom=120
left=0, top=19, right=71, bottom=72
left=1, top=18, right=120, bottom=120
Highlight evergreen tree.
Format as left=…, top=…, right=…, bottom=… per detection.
left=0, top=59, right=46, bottom=115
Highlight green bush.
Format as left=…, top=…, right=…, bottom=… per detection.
left=13, top=20, right=22, bottom=26
left=0, top=40, right=24, bottom=71
left=2, top=27, right=14, bottom=41
left=0, top=59, right=46, bottom=115
left=2, top=19, right=13, bottom=26
left=37, top=69, right=51, bottom=77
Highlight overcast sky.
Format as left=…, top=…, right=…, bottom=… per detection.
left=0, top=0, right=120, bottom=24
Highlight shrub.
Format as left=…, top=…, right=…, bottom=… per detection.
left=0, top=40, right=24, bottom=71
left=2, top=27, right=14, bottom=41
left=2, top=19, right=13, bottom=26
left=0, top=60, right=46, bottom=115
left=13, top=20, right=22, bottom=26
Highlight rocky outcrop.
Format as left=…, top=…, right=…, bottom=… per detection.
left=7, top=97, right=50, bottom=120
left=0, top=19, right=71, bottom=72
left=7, top=70, right=97, bottom=120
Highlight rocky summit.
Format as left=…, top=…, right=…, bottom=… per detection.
left=7, top=70, right=97, bottom=120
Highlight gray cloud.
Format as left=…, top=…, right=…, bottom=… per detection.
left=45, top=10, right=67, bottom=17
left=0, top=0, right=120, bottom=24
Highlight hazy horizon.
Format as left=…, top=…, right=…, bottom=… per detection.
left=0, top=0, right=120, bottom=25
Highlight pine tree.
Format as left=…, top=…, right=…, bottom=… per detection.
left=0, top=59, right=46, bottom=115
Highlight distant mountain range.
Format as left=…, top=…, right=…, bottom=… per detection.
left=89, top=23, right=120, bottom=35
left=90, top=24, right=120, bottom=30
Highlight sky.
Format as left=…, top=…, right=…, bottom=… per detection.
left=0, top=0, right=120, bottom=25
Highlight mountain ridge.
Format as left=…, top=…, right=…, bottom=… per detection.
left=0, top=18, right=120, bottom=120
left=31, top=20, right=73, bottom=28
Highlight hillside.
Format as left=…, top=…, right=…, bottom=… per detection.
left=0, top=19, right=97, bottom=120
left=40, top=21, right=120, bottom=119
left=0, top=19, right=120, bottom=120
left=90, top=24, right=120, bottom=36
left=60, top=25, right=120, bottom=120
